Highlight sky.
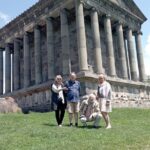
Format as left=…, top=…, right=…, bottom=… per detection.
left=0, top=0, right=150, bottom=75
left=134, top=0, right=150, bottom=76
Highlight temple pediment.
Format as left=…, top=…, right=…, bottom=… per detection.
left=109, top=0, right=147, bottom=22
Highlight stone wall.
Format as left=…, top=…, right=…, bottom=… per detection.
left=1, top=72, right=150, bottom=112
left=78, top=73, right=150, bottom=108
left=15, top=90, right=51, bottom=113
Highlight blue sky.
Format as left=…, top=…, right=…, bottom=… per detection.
left=134, top=0, right=150, bottom=75
left=0, top=0, right=150, bottom=75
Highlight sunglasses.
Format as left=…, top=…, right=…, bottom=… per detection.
left=57, top=78, right=62, bottom=80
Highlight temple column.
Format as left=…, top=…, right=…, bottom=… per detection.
left=34, top=25, right=42, bottom=84
left=11, top=50, right=14, bottom=91
left=91, top=9, right=103, bottom=74
left=60, top=9, right=71, bottom=76
left=116, top=22, right=128, bottom=79
left=135, top=31, right=146, bottom=82
left=23, top=32, right=30, bottom=87
left=104, top=15, right=116, bottom=77
left=5, top=44, right=11, bottom=93
left=126, top=28, right=138, bottom=81
left=75, top=0, right=88, bottom=71
left=0, top=48, right=3, bottom=94
left=124, top=38, right=131, bottom=79
left=14, top=39, right=20, bottom=90
left=46, top=18, right=55, bottom=79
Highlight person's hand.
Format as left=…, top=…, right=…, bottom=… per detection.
left=106, top=101, right=110, bottom=106
left=79, top=115, right=85, bottom=119
left=63, top=87, right=68, bottom=91
left=96, top=95, right=99, bottom=100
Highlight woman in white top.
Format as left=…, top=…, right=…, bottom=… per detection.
left=51, top=75, right=67, bottom=127
left=97, top=74, right=112, bottom=129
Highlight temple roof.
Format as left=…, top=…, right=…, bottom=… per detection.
left=0, top=0, right=147, bottom=46
left=109, top=0, right=147, bottom=22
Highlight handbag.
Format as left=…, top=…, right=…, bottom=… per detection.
left=58, top=97, right=63, bottom=102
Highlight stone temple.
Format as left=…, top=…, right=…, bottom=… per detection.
left=0, top=0, right=150, bottom=112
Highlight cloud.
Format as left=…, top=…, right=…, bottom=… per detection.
left=0, top=11, right=11, bottom=24
left=143, top=34, right=150, bottom=75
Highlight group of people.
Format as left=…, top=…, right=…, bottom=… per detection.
left=51, top=72, right=112, bottom=129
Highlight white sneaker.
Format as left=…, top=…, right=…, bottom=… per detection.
left=106, top=125, right=111, bottom=129
left=58, top=124, right=62, bottom=127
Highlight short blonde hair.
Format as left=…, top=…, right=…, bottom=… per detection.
left=98, top=73, right=106, bottom=80
left=55, top=75, right=62, bottom=81
left=88, top=93, right=96, bottom=100
left=70, top=72, right=76, bottom=77
left=69, top=72, right=77, bottom=80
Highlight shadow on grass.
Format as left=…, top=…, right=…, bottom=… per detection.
left=42, top=123, right=103, bottom=129
left=42, top=123, right=56, bottom=127
left=77, top=125, right=102, bottom=129
left=42, top=123, right=71, bottom=127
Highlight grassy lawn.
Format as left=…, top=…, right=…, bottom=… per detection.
left=0, top=108, right=150, bottom=150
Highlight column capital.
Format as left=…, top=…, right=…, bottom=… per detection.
left=5, top=43, right=14, bottom=52
left=104, top=14, right=111, bottom=19
left=60, top=8, right=67, bottom=13
left=124, top=27, right=133, bottom=36
left=116, top=21, right=123, bottom=26
left=24, top=31, right=32, bottom=37
left=34, top=24, right=41, bottom=30
left=113, top=21, right=123, bottom=28
left=80, top=0, right=84, bottom=4
left=60, top=8, right=69, bottom=16
left=24, top=31, right=29, bottom=36
left=46, top=16, right=54, bottom=22
left=133, top=30, right=143, bottom=36
left=0, top=48, right=4, bottom=51
left=91, top=7, right=97, bottom=12
left=5, top=43, right=10, bottom=47
left=10, top=49, right=14, bottom=54
left=102, top=14, right=111, bottom=21
left=126, top=26, right=131, bottom=31
left=124, top=26, right=135, bottom=32
left=14, top=38, right=21, bottom=43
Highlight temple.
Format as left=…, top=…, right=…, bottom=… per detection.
left=0, top=0, right=150, bottom=112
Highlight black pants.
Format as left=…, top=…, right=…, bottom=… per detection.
left=55, top=102, right=66, bottom=125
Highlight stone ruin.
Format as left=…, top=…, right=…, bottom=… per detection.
left=0, top=97, right=22, bottom=113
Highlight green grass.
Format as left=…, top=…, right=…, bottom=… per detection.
left=0, top=108, right=150, bottom=150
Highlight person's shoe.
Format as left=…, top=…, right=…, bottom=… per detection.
left=75, top=123, right=78, bottom=127
left=83, top=122, right=87, bottom=127
left=69, top=123, right=73, bottom=127
left=93, top=125, right=99, bottom=129
left=58, top=124, right=62, bottom=127
left=106, top=125, right=111, bottom=129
